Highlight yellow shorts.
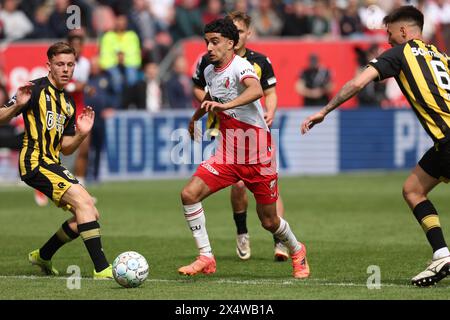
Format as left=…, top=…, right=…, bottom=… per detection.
left=23, top=162, right=78, bottom=210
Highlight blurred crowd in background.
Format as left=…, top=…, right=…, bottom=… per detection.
left=0, top=0, right=449, bottom=111
left=1, top=0, right=450, bottom=45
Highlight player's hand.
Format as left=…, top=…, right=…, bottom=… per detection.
left=201, top=100, right=226, bottom=113
left=264, top=111, right=275, bottom=127
left=301, top=111, right=326, bottom=134
left=77, top=106, right=95, bottom=135
left=15, top=82, right=34, bottom=107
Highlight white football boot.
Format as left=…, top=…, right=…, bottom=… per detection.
left=411, top=256, right=450, bottom=287
left=236, top=233, right=251, bottom=260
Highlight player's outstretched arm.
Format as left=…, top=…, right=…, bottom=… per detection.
left=0, top=82, right=34, bottom=125
left=301, top=66, right=379, bottom=134
left=60, top=106, right=95, bottom=155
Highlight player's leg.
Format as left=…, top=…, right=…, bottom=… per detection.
left=178, top=160, right=238, bottom=276
left=244, top=168, right=309, bottom=278
left=273, top=194, right=289, bottom=261
left=255, top=201, right=309, bottom=279
left=178, top=176, right=216, bottom=276
left=28, top=216, right=79, bottom=276
left=61, top=183, right=112, bottom=278
left=25, top=166, right=80, bottom=276
left=231, top=180, right=251, bottom=260
left=403, top=157, right=450, bottom=286
left=272, top=143, right=289, bottom=260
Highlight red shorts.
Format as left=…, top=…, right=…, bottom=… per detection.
left=193, top=156, right=278, bottom=204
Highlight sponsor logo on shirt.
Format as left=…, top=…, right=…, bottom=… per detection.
left=201, top=162, right=219, bottom=175
left=240, top=68, right=255, bottom=76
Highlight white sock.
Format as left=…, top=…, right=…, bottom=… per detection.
left=183, top=203, right=213, bottom=257
left=273, top=218, right=301, bottom=254
left=433, top=247, right=450, bottom=260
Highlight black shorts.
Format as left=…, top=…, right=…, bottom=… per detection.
left=24, top=162, right=79, bottom=210
left=418, top=141, right=450, bottom=182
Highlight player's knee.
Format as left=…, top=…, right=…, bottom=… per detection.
left=72, top=195, right=97, bottom=218
left=232, top=180, right=246, bottom=191
left=231, top=182, right=247, bottom=206
left=84, top=194, right=96, bottom=210
left=402, top=185, right=409, bottom=201
left=181, top=187, right=200, bottom=204
left=402, top=183, right=419, bottom=202
left=260, top=218, right=278, bottom=233
left=402, top=183, right=426, bottom=208
left=93, top=207, right=100, bottom=220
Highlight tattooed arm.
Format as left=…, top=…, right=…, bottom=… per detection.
left=300, top=66, right=380, bottom=134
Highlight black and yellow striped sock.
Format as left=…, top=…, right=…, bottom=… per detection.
left=78, top=221, right=109, bottom=272
left=413, top=200, right=447, bottom=252
left=40, top=220, right=79, bottom=260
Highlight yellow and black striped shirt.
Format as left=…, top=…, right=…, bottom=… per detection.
left=369, top=39, right=450, bottom=142
left=18, top=76, right=76, bottom=179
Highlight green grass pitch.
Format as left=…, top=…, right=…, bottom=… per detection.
left=0, top=172, right=449, bottom=300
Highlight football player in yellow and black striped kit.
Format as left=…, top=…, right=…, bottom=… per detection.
left=301, top=6, right=450, bottom=287
left=191, top=11, right=291, bottom=262
left=0, top=42, right=112, bottom=279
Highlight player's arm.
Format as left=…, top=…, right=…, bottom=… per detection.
left=0, top=82, right=34, bottom=125
left=192, top=92, right=211, bottom=121
left=189, top=91, right=212, bottom=140
left=202, top=77, right=263, bottom=112
left=260, top=56, right=277, bottom=126
left=193, top=85, right=207, bottom=103
left=192, top=55, right=208, bottom=103
left=301, top=66, right=379, bottom=134
left=60, top=106, right=95, bottom=155
left=263, top=86, right=277, bottom=127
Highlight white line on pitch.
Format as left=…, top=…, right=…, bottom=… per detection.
left=0, top=275, right=440, bottom=288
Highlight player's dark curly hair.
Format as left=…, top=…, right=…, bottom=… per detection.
left=204, top=18, right=239, bottom=47
left=383, top=5, right=424, bottom=31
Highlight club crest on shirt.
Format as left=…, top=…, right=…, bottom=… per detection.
left=223, top=77, right=230, bottom=88
left=66, top=101, right=72, bottom=114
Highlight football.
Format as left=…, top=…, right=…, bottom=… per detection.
left=112, top=251, right=149, bottom=288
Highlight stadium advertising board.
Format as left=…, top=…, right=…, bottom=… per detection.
left=97, top=109, right=432, bottom=181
